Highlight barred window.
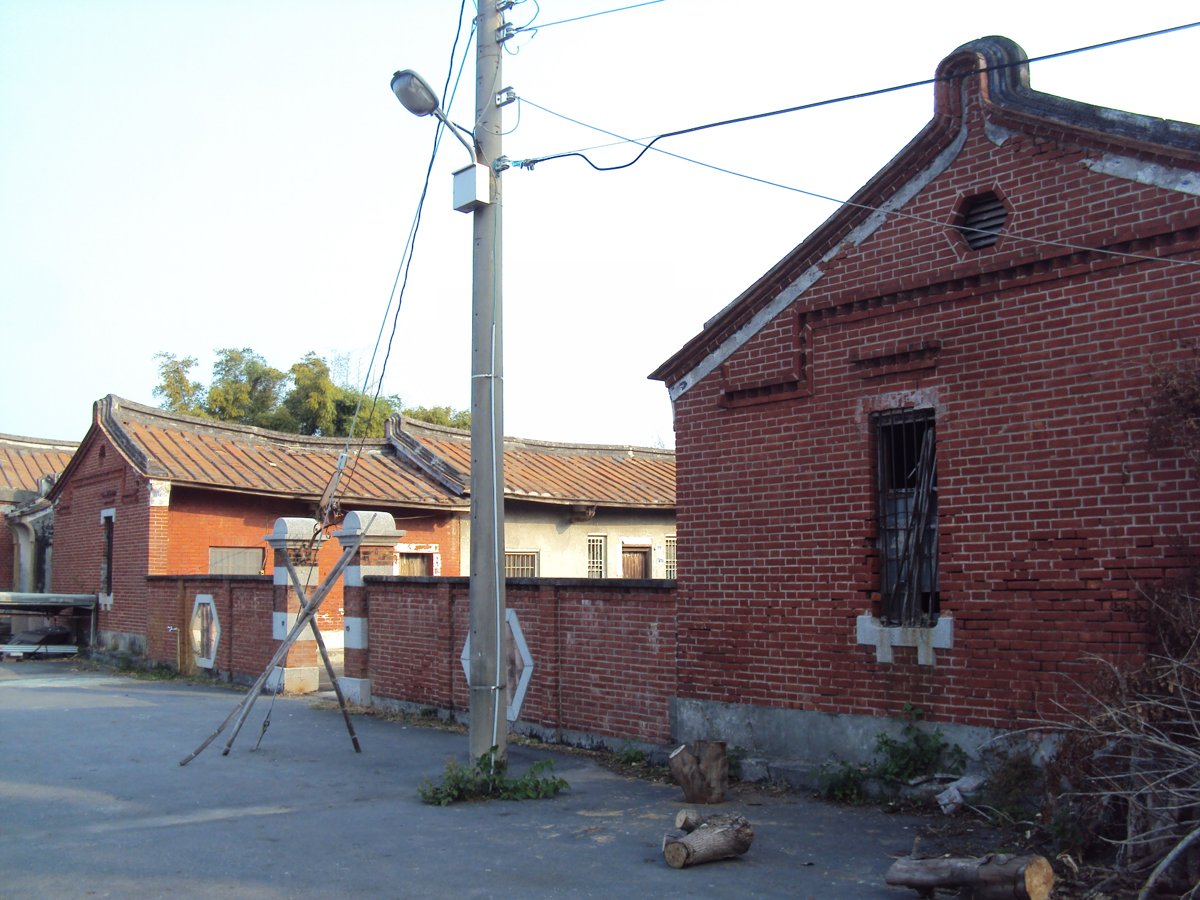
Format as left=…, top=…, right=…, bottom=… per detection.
left=875, top=409, right=939, bottom=626
left=587, top=535, right=606, bottom=578
left=664, top=535, right=677, bottom=579
left=504, top=551, right=539, bottom=578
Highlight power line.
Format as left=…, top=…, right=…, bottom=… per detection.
left=517, top=0, right=664, bottom=33
left=520, top=95, right=1200, bottom=271
left=322, top=1, right=476, bottom=520
left=506, top=22, right=1200, bottom=273
left=512, top=20, right=1200, bottom=172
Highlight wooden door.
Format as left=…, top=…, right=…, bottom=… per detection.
left=622, top=546, right=651, bottom=578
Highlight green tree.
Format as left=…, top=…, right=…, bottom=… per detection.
left=151, top=347, right=465, bottom=437
left=205, top=348, right=288, bottom=428
left=152, top=352, right=207, bottom=417
left=405, top=404, right=471, bottom=430
left=284, top=353, right=339, bottom=436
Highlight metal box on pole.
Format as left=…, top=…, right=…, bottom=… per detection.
left=453, top=163, right=490, bottom=213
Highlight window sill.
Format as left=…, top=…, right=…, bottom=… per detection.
left=856, top=614, right=953, bottom=666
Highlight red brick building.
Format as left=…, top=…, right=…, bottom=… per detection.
left=651, top=36, right=1200, bottom=766
left=45, top=395, right=674, bottom=671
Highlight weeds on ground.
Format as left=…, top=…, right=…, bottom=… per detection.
left=418, top=749, right=569, bottom=805
left=816, top=704, right=965, bottom=805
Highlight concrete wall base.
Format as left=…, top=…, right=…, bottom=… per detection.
left=672, top=697, right=1004, bottom=790
left=338, top=676, right=371, bottom=706
left=266, top=665, right=319, bottom=695
left=96, top=629, right=147, bottom=658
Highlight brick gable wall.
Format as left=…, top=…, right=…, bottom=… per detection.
left=671, top=79, right=1200, bottom=732
left=51, top=433, right=152, bottom=648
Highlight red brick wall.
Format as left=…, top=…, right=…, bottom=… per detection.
left=50, top=438, right=461, bottom=653
left=1, top=522, right=15, bottom=591
left=360, top=578, right=677, bottom=744
left=146, top=576, right=276, bottom=676
left=669, top=86, right=1200, bottom=732
left=51, top=433, right=152, bottom=644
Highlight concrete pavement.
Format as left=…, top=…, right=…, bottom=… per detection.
left=0, top=658, right=935, bottom=898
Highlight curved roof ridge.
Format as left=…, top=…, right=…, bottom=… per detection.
left=101, top=394, right=371, bottom=451
left=395, top=413, right=672, bottom=457
left=944, top=35, right=1200, bottom=155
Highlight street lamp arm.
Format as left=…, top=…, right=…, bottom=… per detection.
left=432, top=110, right=478, bottom=164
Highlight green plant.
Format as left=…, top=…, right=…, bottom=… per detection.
left=817, top=705, right=966, bottom=805
left=873, top=704, right=965, bottom=784
left=817, top=759, right=870, bottom=803
left=612, top=742, right=646, bottom=767
left=418, top=750, right=569, bottom=806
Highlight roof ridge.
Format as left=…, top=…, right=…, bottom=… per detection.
left=396, top=413, right=673, bottom=456
left=945, top=35, right=1200, bottom=156
left=105, top=394, right=385, bottom=450
left=0, top=433, right=81, bottom=450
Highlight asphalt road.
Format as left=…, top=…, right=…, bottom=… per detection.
left=0, top=658, right=932, bottom=898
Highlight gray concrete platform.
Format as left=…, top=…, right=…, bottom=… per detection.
left=0, top=659, right=932, bottom=898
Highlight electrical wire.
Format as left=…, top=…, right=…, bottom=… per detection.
left=317, top=0, right=475, bottom=524
left=517, top=0, right=664, bottom=33
left=520, top=95, right=1200, bottom=271
left=513, top=20, right=1200, bottom=172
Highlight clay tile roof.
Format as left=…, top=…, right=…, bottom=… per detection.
left=389, top=416, right=676, bottom=509
left=0, top=434, right=79, bottom=502
left=95, top=396, right=461, bottom=508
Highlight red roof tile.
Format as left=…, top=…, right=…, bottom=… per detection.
left=0, top=434, right=79, bottom=501
left=390, top=417, right=675, bottom=509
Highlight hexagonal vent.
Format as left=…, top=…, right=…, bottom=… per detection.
left=957, top=192, right=1008, bottom=250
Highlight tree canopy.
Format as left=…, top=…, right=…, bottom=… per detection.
left=152, top=349, right=469, bottom=438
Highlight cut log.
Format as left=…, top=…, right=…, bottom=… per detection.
left=675, top=809, right=748, bottom=833
left=662, top=813, right=754, bottom=869
left=885, top=853, right=1054, bottom=900
left=668, top=741, right=728, bottom=803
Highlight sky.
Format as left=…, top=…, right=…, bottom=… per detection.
left=1, top=1, right=1197, bottom=448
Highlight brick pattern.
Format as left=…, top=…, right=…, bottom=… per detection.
left=359, top=578, right=677, bottom=743
left=50, top=439, right=460, bottom=650
left=146, top=576, right=276, bottom=675
left=51, top=436, right=150, bottom=639
left=669, top=78, right=1200, bottom=731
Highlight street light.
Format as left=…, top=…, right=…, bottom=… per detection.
left=390, top=70, right=476, bottom=164
left=390, top=10, right=508, bottom=767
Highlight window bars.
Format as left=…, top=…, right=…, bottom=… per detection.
left=587, top=535, right=606, bottom=578
left=876, top=409, right=939, bottom=626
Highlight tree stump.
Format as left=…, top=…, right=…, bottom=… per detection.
left=885, top=853, right=1055, bottom=900
left=662, top=811, right=754, bottom=869
left=668, top=741, right=728, bottom=804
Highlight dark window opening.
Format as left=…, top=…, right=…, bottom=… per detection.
left=958, top=192, right=1007, bottom=250
left=101, top=515, right=114, bottom=595
left=876, top=409, right=938, bottom=626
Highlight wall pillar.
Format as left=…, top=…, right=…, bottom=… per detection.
left=334, top=511, right=405, bottom=706
left=264, top=517, right=324, bottom=694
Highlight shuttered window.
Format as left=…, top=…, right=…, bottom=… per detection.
left=209, top=547, right=265, bottom=576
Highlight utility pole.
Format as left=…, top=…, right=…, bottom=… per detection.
left=468, top=1, right=507, bottom=764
